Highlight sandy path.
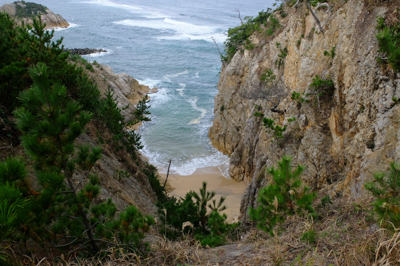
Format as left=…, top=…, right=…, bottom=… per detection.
left=160, top=167, right=246, bottom=223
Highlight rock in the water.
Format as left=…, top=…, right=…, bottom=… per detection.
left=64, top=48, right=108, bottom=56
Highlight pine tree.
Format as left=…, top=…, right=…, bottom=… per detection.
left=376, top=16, right=400, bottom=73
left=365, top=161, right=400, bottom=230
left=249, top=156, right=316, bottom=235
left=14, top=62, right=101, bottom=252
left=11, top=63, right=154, bottom=255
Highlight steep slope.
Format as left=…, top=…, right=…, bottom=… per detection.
left=0, top=1, right=69, bottom=29
left=209, top=0, right=398, bottom=223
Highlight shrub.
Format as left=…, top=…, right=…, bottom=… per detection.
left=323, top=46, right=336, bottom=59
left=376, top=16, right=400, bottom=72
left=306, top=75, right=335, bottom=108
left=86, top=62, right=94, bottom=72
left=275, top=47, right=288, bottom=69
left=365, top=161, right=400, bottom=230
left=223, top=10, right=280, bottom=62
left=301, top=229, right=317, bottom=245
left=260, top=68, right=276, bottom=86
left=249, top=156, right=317, bottom=235
left=263, top=117, right=287, bottom=141
left=10, top=63, right=153, bottom=255
left=159, top=182, right=238, bottom=247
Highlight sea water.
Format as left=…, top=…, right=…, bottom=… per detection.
left=15, top=0, right=274, bottom=176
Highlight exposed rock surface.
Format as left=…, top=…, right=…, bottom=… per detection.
left=209, top=0, right=397, bottom=223
left=0, top=2, right=69, bottom=29
left=74, top=62, right=158, bottom=216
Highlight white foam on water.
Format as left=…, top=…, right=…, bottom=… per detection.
left=163, top=70, right=189, bottom=82
left=188, top=97, right=207, bottom=125
left=176, top=83, right=186, bottom=97
left=82, top=49, right=113, bottom=58
left=141, top=139, right=230, bottom=176
left=114, top=18, right=225, bottom=43
left=81, top=0, right=166, bottom=18
left=52, top=23, right=79, bottom=31
left=169, top=152, right=230, bottom=176
left=158, top=32, right=226, bottom=43
left=136, top=78, right=161, bottom=90
left=146, top=87, right=171, bottom=108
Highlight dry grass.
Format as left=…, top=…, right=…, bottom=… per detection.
left=3, top=197, right=400, bottom=265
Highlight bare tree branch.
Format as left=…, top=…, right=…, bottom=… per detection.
left=292, top=0, right=300, bottom=9
left=307, top=0, right=325, bottom=35
left=211, top=37, right=223, bottom=59
left=234, top=8, right=243, bottom=24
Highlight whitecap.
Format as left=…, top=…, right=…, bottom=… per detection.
left=169, top=152, right=230, bottom=176
left=136, top=78, right=161, bottom=90
left=146, top=87, right=171, bottom=107
left=176, top=83, right=186, bottom=97
left=163, top=70, right=189, bottom=82
left=81, top=0, right=166, bottom=19
left=158, top=32, right=226, bottom=43
left=114, top=18, right=225, bottom=43
left=51, top=23, right=79, bottom=31
left=82, top=49, right=113, bottom=59
left=188, top=97, right=207, bottom=125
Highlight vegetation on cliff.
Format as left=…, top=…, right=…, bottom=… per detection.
left=14, top=1, right=48, bottom=18
left=0, top=13, right=158, bottom=261
left=0, top=13, right=238, bottom=263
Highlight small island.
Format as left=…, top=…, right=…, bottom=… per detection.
left=0, top=1, right=69, bottom=29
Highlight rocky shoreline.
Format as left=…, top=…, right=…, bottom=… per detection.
left=64, top=48, right=108, bottom=56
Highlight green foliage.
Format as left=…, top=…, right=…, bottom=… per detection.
left=223, top=10, right=280, bottom=62
left=254, top=104, right=262, bottom=111
left=262, top=117, right=286, bottom=141
left=288, top=117, right=296, bottom=122
left=376, top=15, right=400, bottom=72
left=249, top=156, right=317, bottom=235
left=323, top=46, right=336, bottom=59
left=365, top=161, right=400, bottom=231
left=113, top=169, right=130, bottom=180
left=260, top=68, right=276, bottom=86
left=319, top=196, right=333, bottom=208
left=220, top=105, right=225, bottom=112
left=86, top=62, right=94, bottom=72
left=10, top=63, right=152, bottom=254
left=297, top=34, right=305, bottom=47
left=291, top=91, right=306, bottom=105
left=159, top=182, right=237, bottom=247
left=254, top=111, right=264, bottom=117
left=301, top=229, right=317, bottom=245
left=275, top=47, right=288, bottom=69
left=14, top=1, right=48, bottom=18
left=306, top=75, right=335, bottom=105
left=244, top=38, right=255, bottom=50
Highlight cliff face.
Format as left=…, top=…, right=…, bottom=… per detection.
left=78, top=63, right=158, bottom=216
left=209, top=0, right=398, bottom=223
left=0, top=2, right=69, bottom=29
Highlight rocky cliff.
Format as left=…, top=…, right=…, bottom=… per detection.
left=209, top=0, right=399, bottom=223
left=0, top=1, right=69, bottom=29
left=79, top=62, right=158, bottom=216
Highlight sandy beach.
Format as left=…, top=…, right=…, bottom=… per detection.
left=160, top=167, right=246, bottom=223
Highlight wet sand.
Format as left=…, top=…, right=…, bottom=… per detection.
left=160, top=167, right=246, bottom=223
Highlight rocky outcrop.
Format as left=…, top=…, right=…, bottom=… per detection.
left=0, top=2, right=69, bottom=29
left=65, top=48, right=108, bottom=56
left=209, top=0, right=397, bottom=223
left=78, top=63, right=158, bottom=215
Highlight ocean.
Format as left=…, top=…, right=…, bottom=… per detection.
left=7, top=0, right=274, bottom=176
